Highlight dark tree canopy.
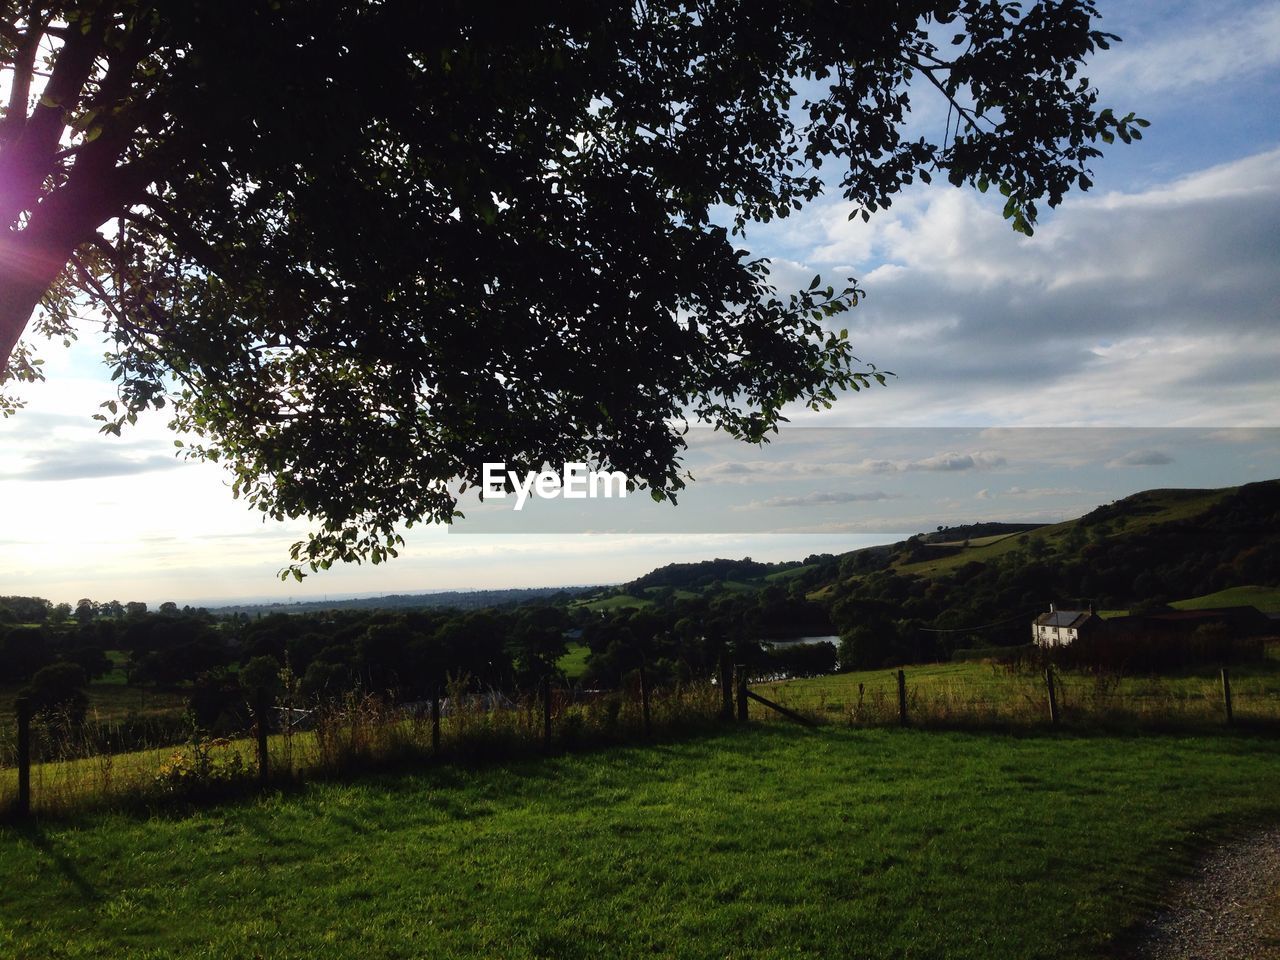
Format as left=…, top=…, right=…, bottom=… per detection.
left=0, top=1, right=1143, bottom=575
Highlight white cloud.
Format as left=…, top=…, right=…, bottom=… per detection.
left=1091, top=2, right=1280, bottom=97
left=772, top=148, right=1280, bottom=427
left=1107, top=449, right=1174, bottom=467
left=735, top=490, right=898, bottom=511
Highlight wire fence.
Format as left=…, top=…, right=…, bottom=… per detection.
left=2, top=664, right=1277, bottom=819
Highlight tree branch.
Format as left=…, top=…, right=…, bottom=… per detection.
left=1, top=11, right=49, bottom=146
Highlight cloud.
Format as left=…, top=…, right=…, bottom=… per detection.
left=6, top=448, right=181, bottom=482
left=767, top=149, right=1280, bottom=427
left=739, top=490, right=897, bottom=510
left=694, top=449, right=1006, bottom=482
left=904, top=451, right=1006, bottom=472
left=1091, top=2, right=1280, bottom=97
left=1107, top=450, right=1174, bottom=467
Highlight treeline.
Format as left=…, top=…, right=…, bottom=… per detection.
left=629, top=557, right=802, bottom=591
left=209, top=586, right=580, bottom=617
left=0, top=595, right=203, bottom=626
left=578, top=587, right=837, bottom=688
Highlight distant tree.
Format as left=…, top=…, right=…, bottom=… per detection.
left=300, top=661, right=349, bottom=703
left=125, top=601, right=148, bottom=618
left=158, top=601, right=179, bottom=615
left=0, top=625, right=54, bottom=682
left=0, top=596, right=51, bottom=622
left=74, top=598, right=95, bottom=624
left=49, top=602, right=72, bottom=624
left=837, top=624, right=896, bottom=671
left=65, top=644, right=111, bottom=681
left=22, top=660, right=89, bottom=724
left=239, top=655, right=283, bottom=702
left=509, top=606, right=570, bottom=685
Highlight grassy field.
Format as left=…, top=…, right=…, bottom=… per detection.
left=1, top=725, right=1278, bottom=959
left=889, top=488, right=1234, bottom=581
left=1171, top=585, right=1280, bottom=613
left=756, top=659, right=1280, bottom=726
left=558, top=642, right=592, bottom=681
left=575, top=594, right=653, bottom=612
left=0, top=682, right=187, bottom=725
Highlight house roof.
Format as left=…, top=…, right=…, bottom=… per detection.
left=1035, top=610, right=1093, bottom=629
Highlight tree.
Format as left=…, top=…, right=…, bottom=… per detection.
left=0, top=2, right=1144, bottom=574
left=508, top=606, right=570, bottom=685
left=22, top=660, right=89, bottom=723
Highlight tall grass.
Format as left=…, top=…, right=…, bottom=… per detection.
left=757, top=660, right=1280, bottom=730
left=3, top=662, right=1276, bottom=819
left=0, top=682, right=724, bottom=818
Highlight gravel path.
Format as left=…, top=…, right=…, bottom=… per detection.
left=1133, top=826, right=1280, bottom=959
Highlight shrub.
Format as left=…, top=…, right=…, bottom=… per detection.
left=154, top=735, right=249, bottom=796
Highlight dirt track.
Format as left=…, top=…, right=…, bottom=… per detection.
left=1133, top=826, right=1280, bottom=959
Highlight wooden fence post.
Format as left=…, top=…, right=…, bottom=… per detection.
left=541, top=675, right=552, bottom=750
left=1045, top=665, right=1060, bottom=725
left=638, top=662, right=652, bottom=737
left=255, top=689, right=270, bottom=786
left=719, top=653, right=733, bottom=720
left=15, top=696, right=31, bottom=818
left=431, top=685, right=441, bottom=753
left=896, top=669, right=907, bottom=727
left=1221, top=667, right=1234, bottom=726
left=735, top=664, right=748, bottom=723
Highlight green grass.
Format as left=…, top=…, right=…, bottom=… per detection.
left=891, top=488, right=1234, bottom=580
left=1171, top=585, right=1280, bottom=613
left=758, top=659, right=1280, bottom=725
left=641, top=586, right=699, bottom=600
left=762, top=564, right=815, bottom=582
left=0, top=683, right=187, bottom=725
left=576, top=594, right=653, bottom=612
left=558, top=643, right=592, bottom=681
left=1, top=725, right=1278, bottom=959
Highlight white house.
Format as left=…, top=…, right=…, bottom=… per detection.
left=1032, top=604, right=1102, bottom=647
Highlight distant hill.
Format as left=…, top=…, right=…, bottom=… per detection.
left=211, top=586, right=580, bottom=617
left=577, top=479, right=1279, bottom=664
left=213, top=481, right=1279, bottom=640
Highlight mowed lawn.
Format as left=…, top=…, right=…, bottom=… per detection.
left=2, top=726, right=1279, bottom=959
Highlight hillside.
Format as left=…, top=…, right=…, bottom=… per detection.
left=566, top=479, right=1279, bottom=672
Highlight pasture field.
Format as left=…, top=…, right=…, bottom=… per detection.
left=756, top=659, right=1280, bottom=726
left=1171, top=585, right=1280, bottom=613
left=557, top=642, right=592, bottom=681
left=1, top=725, right=1278, bottom=959
left=0, top=682, right=187, bottom=725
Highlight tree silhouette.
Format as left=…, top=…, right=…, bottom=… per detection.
left=0, top=2, right=1144, bottom=574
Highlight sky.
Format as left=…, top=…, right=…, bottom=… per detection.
left=2, top=0, right=1279, bottom=607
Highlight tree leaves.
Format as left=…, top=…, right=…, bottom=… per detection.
left=0, top=1, right=1141, bottom=577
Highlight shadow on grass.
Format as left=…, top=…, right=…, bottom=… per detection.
left=4, top=709, right=1275, bottom=829
left=10, top=824, right=103, bottom=904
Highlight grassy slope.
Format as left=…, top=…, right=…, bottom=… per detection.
left=1171, top=585, right=1280, bottom=613
left=576, top=594, right=653, bottom=613
left=891, top=488, right=1234, bottom=581
left=558, top=642, right=592, bottom=681
left=1, top=726, right=1278, bottom=959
